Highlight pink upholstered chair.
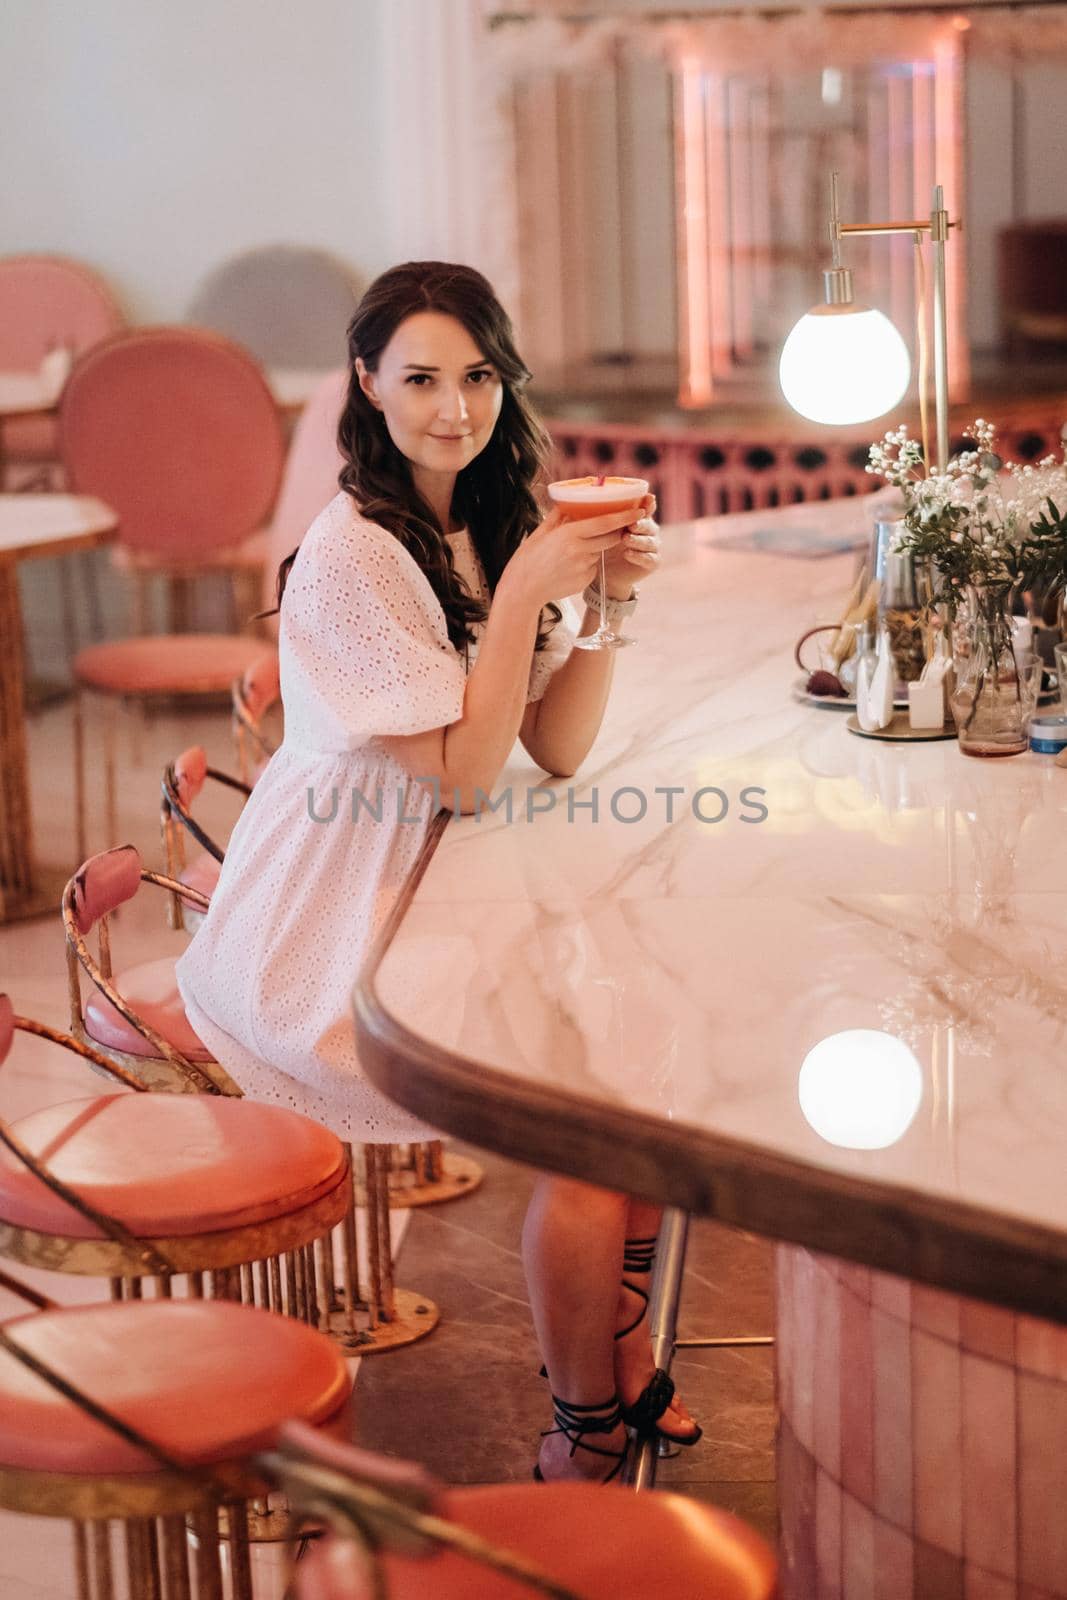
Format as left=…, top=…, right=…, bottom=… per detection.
left=59, top=324, right=286, bottom=622
left=60, top=849, right=440, bottom=1355
left=0, top=993, right=350, bottom=1314
left=0, top=253, right=124, bottom=485
left=187, top=247, right=360, bottom=371
left=160, top=745, right=250, bottom=930
left=58, top=328, right=284, bottom=855
left=260, top=367, right=347, bottom=631
left=274, top=1422, right=779, bottom=1600
left=0, top=1272, right=351, bottom=1599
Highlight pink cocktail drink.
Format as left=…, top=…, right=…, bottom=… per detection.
left=547, top=476, right=648, bottom=651
left=547, top=475, right=649, bottom=522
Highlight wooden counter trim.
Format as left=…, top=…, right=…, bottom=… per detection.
left=355, top=814, right=1067, bottom=1327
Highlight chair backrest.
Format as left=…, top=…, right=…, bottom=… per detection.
left=69, top=845, right=143, bottom=934
left=61, top=847, right=235, bottom=1096
left=160, top=747, right=248, bottom=892
left=262, top=368, right=348, bottom=623
left=58, top=326, right=286, bottom=559
left=0, top=254, right=124, bottom=371
left=0, top=253, right=125, bottom=458
left=187, top=246, right=361, bottom=369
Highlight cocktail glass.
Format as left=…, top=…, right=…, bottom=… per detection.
left=547, top=475, right=648, bottom=651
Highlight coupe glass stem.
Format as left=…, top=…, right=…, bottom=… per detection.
left=598, top=553, right=609, bottom=634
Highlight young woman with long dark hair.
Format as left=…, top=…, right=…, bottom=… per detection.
left=177, top=261, right=699, bottom=1481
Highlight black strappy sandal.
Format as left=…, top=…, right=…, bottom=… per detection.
left=615, top=1235, right=703, bottom=1448
left=532, top=1394, right=629, bottom=1484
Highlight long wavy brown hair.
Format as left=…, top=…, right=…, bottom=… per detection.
left=273, top=261, right=559, bottom=653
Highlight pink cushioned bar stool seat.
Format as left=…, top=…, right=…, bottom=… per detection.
left=279, top=1426, right=779, bottom=1600
left=83, top=955, right=215, bottom=1061
left=0, top=1094, right=346, bottom=1238
left=0, top=1300, right=349, bottom=1475
left=0, top=994, right=350, bottom=1310
left=0, top=1294, right=351, bottom=1600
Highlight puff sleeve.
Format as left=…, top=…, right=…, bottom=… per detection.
left=279, top=500, right=469, bottom=751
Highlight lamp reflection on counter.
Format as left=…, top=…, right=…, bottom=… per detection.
left=780, top=172, right=960, bottom=473
left=799, top=1027, right=923, bottom=1150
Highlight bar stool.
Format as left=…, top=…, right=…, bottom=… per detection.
left=62, top=847, right=440, bottom=1354
left=0, top=994, right=352, bottom=1320
left=272, top=1423, right=780, bottom=1600
left=231, top=652, right=281, bottom=785
left=0, top=1279, right=352, bottom=1600
left=160, top=744, right=246, bottom=931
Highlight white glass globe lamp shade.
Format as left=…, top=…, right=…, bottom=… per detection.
left=798, top=1028, right=923, bottom=1150
left=779, top=304, right=911, bottom=427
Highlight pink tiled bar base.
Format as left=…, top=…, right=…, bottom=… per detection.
left=776, top=1245, right=1067, bottom=1600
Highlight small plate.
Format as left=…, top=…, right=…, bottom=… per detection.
left=846, top=712, right=957, bottom=742
left=792, top=676, right=907, bottom=712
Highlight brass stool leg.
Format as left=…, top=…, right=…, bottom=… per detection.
left=320, top=1144, right=439, bottom=1354
left=190, top=1505, right=223, bottom=1600
left=124, top=1515, right=161, bottom=1600
left=93, top=1520, right=116, bottom=1600
left=74, top=1519, right=116, bottom=1600
left=354, top=1138, right=484, bottom=1209
left=226, top=1501, right=254, bottom=1600
left=73, top=1521, right=90, bottom=1600
left=73, top=688, right=87, bottom=864
left=160, top=1514, right=192, bottom=1600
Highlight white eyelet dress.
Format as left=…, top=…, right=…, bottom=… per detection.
left=176, top=492, right=577, bottom=1143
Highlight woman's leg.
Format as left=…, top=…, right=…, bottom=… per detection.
left=521, top=1174, right=629, bottom=1481
left=613, top=1199, right=699, bottom=1438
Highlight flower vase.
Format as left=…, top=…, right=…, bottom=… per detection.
left=949, top=602, right=1041, bottom=757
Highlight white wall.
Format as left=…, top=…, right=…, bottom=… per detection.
left=0, top=0, right=391, bottom=321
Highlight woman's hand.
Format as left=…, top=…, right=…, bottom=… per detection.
left=499, top=505, right=635, bottom=611
left=601, top=493, right=661, bottom=600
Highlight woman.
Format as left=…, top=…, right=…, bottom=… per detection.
left=176, top=261, right=699, bottom=1480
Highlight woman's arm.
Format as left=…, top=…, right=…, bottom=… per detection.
left=521, top=505, right=661, bottom=778
left=518, top=601, right=620, bottom=778
left=380, top=506, right=635, bottom=812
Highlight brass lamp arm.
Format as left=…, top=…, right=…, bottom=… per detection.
left=838, top=219, right=961, bottom=237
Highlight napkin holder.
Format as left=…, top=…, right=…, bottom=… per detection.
left=907, top=637, right=954, bottom=731
left=856, top=624, right=895, bottom=731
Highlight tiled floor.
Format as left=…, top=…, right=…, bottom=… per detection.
left=0, top=685, right=777, bottom=1595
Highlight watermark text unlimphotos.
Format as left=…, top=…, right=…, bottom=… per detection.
left=306, top=781, right=769, bottom=826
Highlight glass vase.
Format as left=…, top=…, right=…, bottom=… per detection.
left=949, top=603, right=1042, bottom=758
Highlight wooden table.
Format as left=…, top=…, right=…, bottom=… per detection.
left=0, top=496, right=117, bottom=922
left=356, top=494, right=1067, bottom=1598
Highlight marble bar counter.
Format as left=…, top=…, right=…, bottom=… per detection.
left=357, top=493, right=1067, bottom=1598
